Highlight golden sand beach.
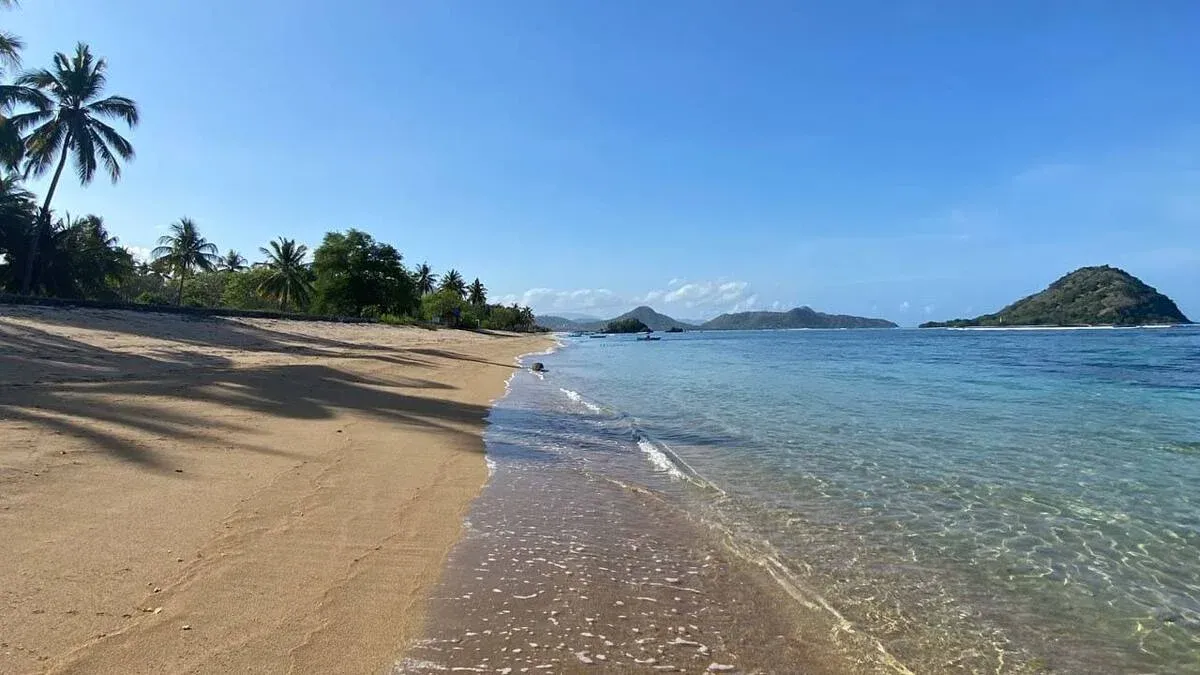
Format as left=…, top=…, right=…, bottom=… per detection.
left=0, top=306, right=549, bottom=673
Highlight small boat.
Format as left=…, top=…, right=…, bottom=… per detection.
left=566, top=331, right=584, bottom=337
left=588, top=334, right=609, bottom=339
left=636, top=335, right=661, bottom=341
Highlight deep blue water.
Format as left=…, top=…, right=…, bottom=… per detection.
left=496, top=327, right=1200, bottom=673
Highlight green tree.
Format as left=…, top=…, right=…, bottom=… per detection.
left=180, top=270, right=228, bottom=307
left=0, top=172, right=36, bottom=289
left=440, top=268, right=466, bottom=299
left=11, top=43, right=139, bottom=294
left=218, top=249, right=247, bottom=271
left=415, top=262, right=437, bottom=295
left=116, top=258, right=169, bottom=303
left=421, top=289, right=470, bottom=327
left=481, top=303, right=539, bottom=332
left=0, top=1, right=49, bottom=168
left=311, top=229, right=417, bottom=317
left=151, top=217, right=219, bottom=306
left=2, top=212, right=132, bottom=298
left=221, top=267, right=278, bottom=311
left=604, top=317, right=650, bottom=334
left=467, top=277, right=487, bottom=306
left=257, top=237, right=312, bottom=312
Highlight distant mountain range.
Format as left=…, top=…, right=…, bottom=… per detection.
left=703, top=306, right=898, bottom=330
left=537, top=305, right=897, bottom=331
left=921, top=266, right=1191, bottom=328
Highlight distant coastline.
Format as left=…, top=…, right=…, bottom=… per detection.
left=540, top=304, right=897, bottom=332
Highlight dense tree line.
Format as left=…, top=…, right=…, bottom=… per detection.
left=0, top=4, right=538, bottom=332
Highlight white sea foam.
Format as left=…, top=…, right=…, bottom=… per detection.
left=637, top=437, right=689, bottom=481
left=559, top=388, right=603, bottom=413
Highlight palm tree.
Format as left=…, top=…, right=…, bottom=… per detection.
left=415, top=262, right=437, bottom=296
left=0, top=1, right=47, bottom=169
left=218, top=249, right=247, bottom=272
left=151, top=217, right=218, bottom=306
left=257, top=237, right=311, bottom=312
left=440, top=268, right=466, bottom=298
left=468, top=278, right=487, bottom=306
left=10, top=42, right=139, bottom=294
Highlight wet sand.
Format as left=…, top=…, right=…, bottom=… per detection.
left=0, top=306, right=549, bottom=673
left=401, top=458, right=868, bottom=674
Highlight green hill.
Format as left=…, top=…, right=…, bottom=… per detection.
left=607, top=306, right=695, bottom=332
left=701, top=306, right=897, bottom=330
left=537, top=306, right=694, bottom=332
left=921, top=266, right=1191, bottom=328
left=603, top=317, right=651, bottom=333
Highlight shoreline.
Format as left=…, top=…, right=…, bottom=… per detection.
left=402, top=348, right=879, bottom=674
left=0, top=306, right=551, bottom=673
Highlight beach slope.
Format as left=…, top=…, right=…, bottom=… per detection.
left=0, top=307, right=548, bottom=673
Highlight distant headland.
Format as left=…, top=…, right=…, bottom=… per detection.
left=920, top=266, right=1191, bottom=328
left=538, top=305, right=897, bottom=332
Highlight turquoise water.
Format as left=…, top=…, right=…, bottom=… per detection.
left=498, top=327, right=1200, bottom=672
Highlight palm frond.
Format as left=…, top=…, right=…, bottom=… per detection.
left=87, top=117, right=135, bottom=159
left=85, top=95, right=138, bottom=127
left=21, top=118, right=65, bottom=178
left=0, top=84, right=50, bottom=112
left=88, top=127, right=121, bottom=182
left=70, top=117, right=99, bottom=184
left=0, top=31, right=23, bottom=71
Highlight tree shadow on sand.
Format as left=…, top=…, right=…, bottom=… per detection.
left=2, top=306, right=428, bottom=367
left=0, top=318, right=495, bottom=473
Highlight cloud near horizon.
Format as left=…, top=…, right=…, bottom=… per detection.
left=501, top=279, right=761, bottom=318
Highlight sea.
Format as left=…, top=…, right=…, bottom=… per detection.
left=403, top=326, right=1200, bottom=674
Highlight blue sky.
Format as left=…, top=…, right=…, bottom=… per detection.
left=8, top=1, right=1198, bottom=324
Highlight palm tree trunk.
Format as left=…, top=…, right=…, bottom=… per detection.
left=176, top=270, right=186, bottom=306
left=21, top=135, right=72, bottom=295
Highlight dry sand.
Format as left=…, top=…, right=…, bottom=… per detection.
left=0, top=306, right=550, bottom=674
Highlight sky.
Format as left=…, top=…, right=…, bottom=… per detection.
left=6, top=0, right=1198, bottom=325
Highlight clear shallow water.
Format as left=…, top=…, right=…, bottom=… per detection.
left=498, top=328, right=1200, bottom=673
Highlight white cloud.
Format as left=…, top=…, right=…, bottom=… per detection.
left=126, top=246, right=153, bottom=263
left=923, top=304, right=935, bottom=315
left=508, top=278, right=762, bottom=317
left=653, top=280, right=754, bottom=308
left=501, top=287, right=624, bottom=314
left=899, top=301, right=911, bottom=312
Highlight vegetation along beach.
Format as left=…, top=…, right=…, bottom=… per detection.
left=3, top=2, right=1200, bottom=674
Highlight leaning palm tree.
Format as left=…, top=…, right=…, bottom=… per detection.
left=218, top=249, right=247, bottom=272
left=151, top=217, right=218, bottom=305
left=257, top=237, right=311, bottom=312
left=415, top=262, right=437, bottom=296
left=440, top=268, right=466, bottom=299
left=467, top=278, right=487, bottom=306
left=10, top=42, right=139, bottom=294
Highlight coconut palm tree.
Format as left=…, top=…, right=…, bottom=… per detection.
left=440, top=268, right=466, bottom=299
left=10, top=42, right=139, bottom=294
left=415, top=262, right=437, bottom=296
left=218, top=249, right=247, bottom=272
left=257, top=237, right=311, bottom=312
left=151, top=217, right=218, bottom=306
left=0, top=1, right=48, bottom=169
left=468, top=278, right=487, bottom=306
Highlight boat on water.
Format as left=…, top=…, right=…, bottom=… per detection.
left=636, top=335, right=661, bottom=341
left=588, top=334, right=609, bottom=339
left=566, top=331, right=585, bottom=337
